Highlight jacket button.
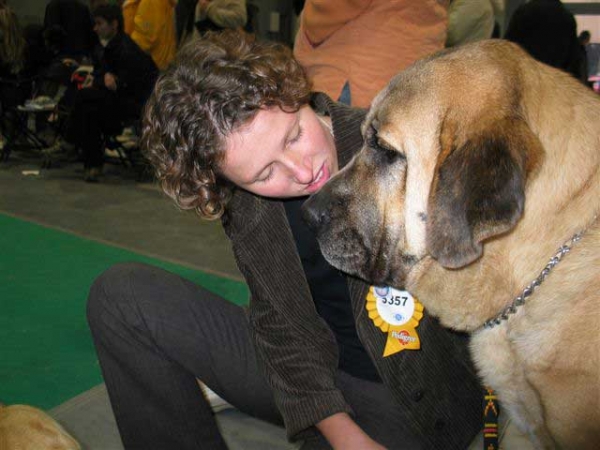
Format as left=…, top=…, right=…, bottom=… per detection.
left=412, top=390, right=425, bottom=402
left=434, top=419, right=445, bottom=430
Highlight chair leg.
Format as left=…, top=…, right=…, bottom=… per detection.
left=116, top=144, right=132, bottom=167
left=0, top=143, right=9, bottom=162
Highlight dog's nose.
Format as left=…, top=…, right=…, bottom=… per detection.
left=302, top=193, right=331, bottom=232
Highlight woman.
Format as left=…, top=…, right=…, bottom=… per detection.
left=0, top=2, right=26, bottom=77
left=87, top=31, right=483, bottom=449
left=0, top=3, right=29, bottom=150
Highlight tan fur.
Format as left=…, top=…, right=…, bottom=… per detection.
left=400, top=44, right=600, bottom=449
left=0, top=404, right=80, bottom=450
left=403, top=42, right=600, bottom=449
left=306, top=40, right=600, bottom=449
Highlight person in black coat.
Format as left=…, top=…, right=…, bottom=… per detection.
left=44, top=0, right=97, bottom=61
left=504, top=0, right=584, bottom=81
left=46, top=4, right=158, bottom=181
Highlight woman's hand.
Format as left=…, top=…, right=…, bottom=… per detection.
left=316, top=412, right=387, bottom=450
left=104, top=73, right=118, bottom=91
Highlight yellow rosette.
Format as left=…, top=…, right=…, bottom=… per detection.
left=366, top=286, right=424, bottom=357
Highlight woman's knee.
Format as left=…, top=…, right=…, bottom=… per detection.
left=86, top=262, right=156, bottom=330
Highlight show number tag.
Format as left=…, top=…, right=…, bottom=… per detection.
left=366, top=286, right=424, bottom=357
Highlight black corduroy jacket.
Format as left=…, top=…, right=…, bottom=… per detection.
left=222, top=93, right=483, bottom=449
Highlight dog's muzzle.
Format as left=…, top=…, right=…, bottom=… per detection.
left=301, top=191, right=332, bottom=234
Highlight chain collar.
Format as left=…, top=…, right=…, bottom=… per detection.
left=482, top=215, right=597, bottom=329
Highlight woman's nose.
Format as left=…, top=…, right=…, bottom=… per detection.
left=283, top=152, right=313, bottom=184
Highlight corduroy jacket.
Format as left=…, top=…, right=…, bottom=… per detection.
left=222, top=93, right=483, bottom=449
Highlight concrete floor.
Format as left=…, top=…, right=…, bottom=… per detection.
left=0, top=149, right=241, bottom=281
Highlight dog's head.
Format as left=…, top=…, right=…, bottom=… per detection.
left=303, top=40, right=543, bottom=287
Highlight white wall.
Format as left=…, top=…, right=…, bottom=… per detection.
left=564, top=0, right=600, bottom=42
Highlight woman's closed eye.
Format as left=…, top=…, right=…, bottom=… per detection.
left=288, top=125, right=303, bottom=145
left=255, top=122, right=302, bottom=184
left=256, top=165, right=274, bottom=183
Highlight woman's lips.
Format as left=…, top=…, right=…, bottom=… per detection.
left=306, top=163, right=329, bottom=194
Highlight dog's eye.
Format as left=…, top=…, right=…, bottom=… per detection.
left=377, top=137, right=394, bottom=151
left=374, top=137, right=402, bottom=163
left=367, top=125, right=404, bottom=163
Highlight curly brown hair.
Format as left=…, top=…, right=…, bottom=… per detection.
left=142, top=31, right=312, bottom=220
left=0, top=5, right=26, bottom=74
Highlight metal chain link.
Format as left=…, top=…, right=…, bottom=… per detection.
left=482, top=230, right=586, bottom=329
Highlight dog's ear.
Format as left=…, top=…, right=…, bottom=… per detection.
left=426, top=117, right=541, bottom=268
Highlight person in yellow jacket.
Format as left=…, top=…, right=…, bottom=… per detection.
left=121, top=0, right=176, bottom=70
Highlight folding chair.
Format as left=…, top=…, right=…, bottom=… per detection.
left=0, top=74, right=50, bottom=161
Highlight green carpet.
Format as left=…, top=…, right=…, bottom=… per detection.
left=0, top=213, right=248, bottom=410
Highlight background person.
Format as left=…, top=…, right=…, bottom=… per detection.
left=445, top=0, right=505, bottom=48
left=122, top=0, right=176, bottom=70
left=578, top=29, right=592, bottom=86
left=43, top=0, right=96, bottom=62
left=293, top=0, right=449, bottom=107
left=0, top=2, right=32, bottom=149
left=504, top=0, right=584, bottom=82
left=87, top=31, right=483, bottom=449
left=193, top=0, right=247, bottom=36
left=43, top=4, right=158, bottom=181
left=0, top=2, right=27, bottom=79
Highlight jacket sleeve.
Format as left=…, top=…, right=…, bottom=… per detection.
left=225, top=196, right=352, bottom=440
left=113, top=38, right=157, bottom=98
left=300, top=0, right=372, bottom=46
left=130, top=0, right=162, bottom=52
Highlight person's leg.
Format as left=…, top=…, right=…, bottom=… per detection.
left=65, top=88, right=111, bottom=178
left=62, top=89, right=85, bottom=148
left=87, top=262, right=282, bottom=449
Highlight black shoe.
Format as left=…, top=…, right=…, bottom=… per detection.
left=84, top=167, right=102, bottom=183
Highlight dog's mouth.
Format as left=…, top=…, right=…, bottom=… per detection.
left=314, top=225, right=418, bottom=289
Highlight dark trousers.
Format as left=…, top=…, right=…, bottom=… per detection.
left=87, top=263, right=421, bottom=450
left=66, top=88, right=139, bottom=169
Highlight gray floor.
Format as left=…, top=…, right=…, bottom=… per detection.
left=49, top=385, right=298, bottom=450
left=0, top=150, right=241, bottom=280
left=1, top=149, right=534, bottom=449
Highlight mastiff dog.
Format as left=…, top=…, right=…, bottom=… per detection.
left=303, top=40, right=600, bottom=449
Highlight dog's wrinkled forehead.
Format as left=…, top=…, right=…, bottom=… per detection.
left=362, top=42, right=522, bottom=143
left=362, top=66, right=429, bottom=136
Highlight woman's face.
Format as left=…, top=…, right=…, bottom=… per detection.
left=221, top=105, right=338, bottom=198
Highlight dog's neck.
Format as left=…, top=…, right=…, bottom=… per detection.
left=481, top=213, right=597, bottom=329
left=518, top=66, right=600, bottom=255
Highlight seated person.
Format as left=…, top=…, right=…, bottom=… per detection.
left=0, top=2, right=28, bottom=106
left=43, top=0, right=97, bottom=63
left=44, top=4, right=158, bottom=182
left=0, top=3, right=39, bottom=148
left=87, top=30, right=484, bottom=449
